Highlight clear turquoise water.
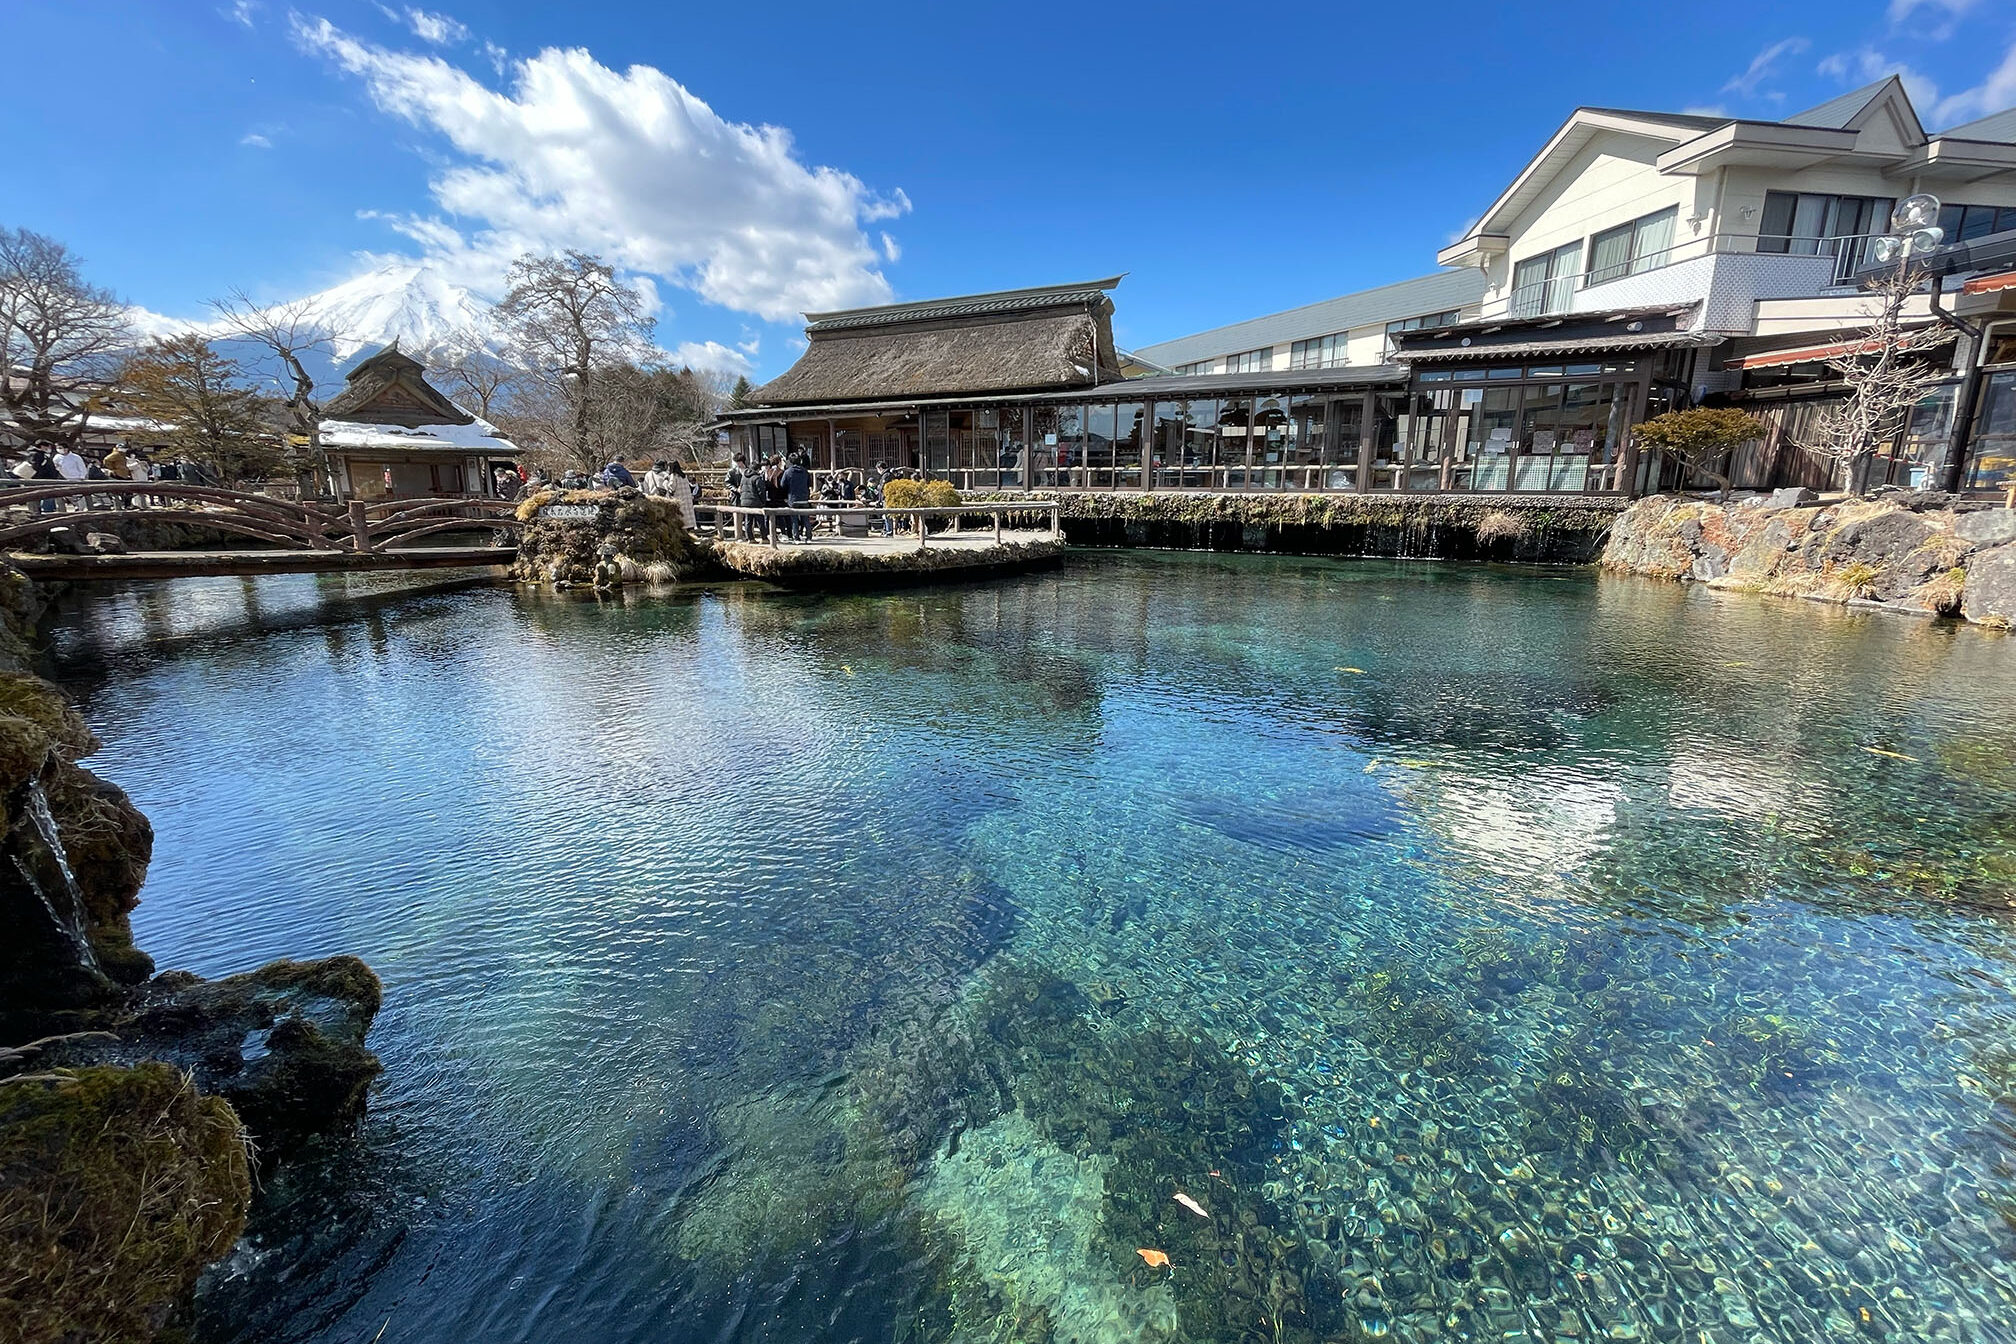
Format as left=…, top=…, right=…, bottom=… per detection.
left=44, top=554, right=2016, bottom=1344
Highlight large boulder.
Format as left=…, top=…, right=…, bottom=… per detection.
left=1962, top=542, right=2016, bottom=628
left=509, top=488, right=717, bottom=585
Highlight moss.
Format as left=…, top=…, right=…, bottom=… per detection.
left=0, top=1063, right=250, bottom=1344
left=511, top=491, right=717, bottom=584
left=245, top=955, right=382, bottom=1017
left=714, top=535, right=1062, bottom=584
left=217, top=1016, right=381, bottom=1159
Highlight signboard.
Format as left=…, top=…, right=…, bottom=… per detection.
left=538, top=503, right=602, bottom=522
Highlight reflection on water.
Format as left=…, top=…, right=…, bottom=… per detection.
left=42, top=554, right=2016, bottom=1343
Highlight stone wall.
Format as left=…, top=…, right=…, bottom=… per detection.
left=965, top=492, right=1625, bottom=564
left=1602, top=492, right=2016, bottom=627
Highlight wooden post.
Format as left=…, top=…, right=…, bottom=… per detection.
left=1357, top=391, right=1376, bottom=494
left=918, top=510, right=928, bottom=551
left=993, top=509, right=1003, bottom=544
left=348, top=500, right=369, bottom=553
left=770, top=510, right=780, bottom=549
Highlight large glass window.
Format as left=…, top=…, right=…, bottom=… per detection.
left=1510, top=242, right=1582, bottom=317
left=1175, top=360, right=1214, bottom=376
left=1219, top=399, right=1253, bottom=486
left=1251, top=397, right=1289, bottom=488
left=1113, top=402, right=1146, bottom=488
left=1033, top=405, right=1084, bottom=487
left=1289, top=333, right=1349, bottom=370
left=1156, top=399, right=1218, bottom=487
left=1968, top=371, right=2016, bottom=493
left=1225, top=348, right=1272, bottom=373
left=1758, top=192, right=1895, bottom=281
left=1936, top=203, right=2016, bottom=244
left=1287, top=394, right=1325, bottom=485
left=1467, top=386, right=1521, bottom=489
left=1587, top=207, right=1678, bottom=285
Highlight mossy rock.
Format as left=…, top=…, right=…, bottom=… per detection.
left=510, top=489, right=716, bottom=584
left=0, top=1063, right=250, bottom=1344
left=0, top=675, right=98, bottom=809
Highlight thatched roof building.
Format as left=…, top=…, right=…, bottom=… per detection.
left=318, top=342, right=519, bottom=502
left=749, top=277, right=1125, bottom=407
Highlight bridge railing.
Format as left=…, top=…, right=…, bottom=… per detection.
left=708, top=502, right=1061, bottom=550
left=0, top=481, right=521, bottom=554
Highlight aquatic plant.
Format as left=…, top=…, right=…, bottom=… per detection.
left=1711, top=1011, right=1842, bottom=1092
left=1344, top=965, right=1490, bottom=1077
left=0, top=1063, right=251, bottom=1344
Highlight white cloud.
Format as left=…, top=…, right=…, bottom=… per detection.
left=223, top=0, right=259, bottom=28
left=668, top=340, right=754, bottom=376
left=126, top=307, right=208, bottom=340
left=1816, top=49, right=1940, bottom=109
left=240, top=131, right=273, bottom=148
left=401, top=7, right=468, bottom=45
left=880, top=231, right=901, bottom=262
left=1723, top=37, right=1811, bottom=97
left=1887, top=0, right=1979, bottom=38
left=1933, top=38, right=2016, bottom=125
left=291, top=15, right=905, bottom=324
left=1680, top=104, right=1729, bottom=118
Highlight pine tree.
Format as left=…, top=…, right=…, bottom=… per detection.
left=119, top=336, right=280, bottom=483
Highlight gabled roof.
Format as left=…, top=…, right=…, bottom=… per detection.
left=1134, top=270, right=1485, bottom=368
left=1939, top=107, right=2016, bottom=144
left=1783, top=77, right=1910, bottom=132
left=753, top=280, right=1124, bottom=406
left=322, top=341, right=474, bottom=428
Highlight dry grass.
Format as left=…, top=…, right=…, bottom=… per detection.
left=0, top=1063, right=250, bottom=1344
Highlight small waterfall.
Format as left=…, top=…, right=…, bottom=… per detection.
left=20, top=780, right=99, bottom=973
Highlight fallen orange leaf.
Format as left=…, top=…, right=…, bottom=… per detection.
left=1136, top=1249, right=1170, bottom=1268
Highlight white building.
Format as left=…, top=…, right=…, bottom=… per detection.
left=1132, top=269, right=1485, bottom=378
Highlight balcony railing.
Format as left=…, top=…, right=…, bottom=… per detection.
left=1484, top=232, right=1886, bottom=319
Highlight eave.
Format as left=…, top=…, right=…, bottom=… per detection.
left=1654, top=122, right=1861, bottom=176
left=1886, top=137, right=2016, bottom=185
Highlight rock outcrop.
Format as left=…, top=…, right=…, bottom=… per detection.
left=0, top=558, right=386, bottom=1342
left=509, top=487, right=718, bottom=585
left=1601, top=493, right=2016, bottom=624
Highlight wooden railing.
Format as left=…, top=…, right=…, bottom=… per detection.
left=707, top=502, right=1061, bottom=550
left=0, top=481, right=522, bottom=553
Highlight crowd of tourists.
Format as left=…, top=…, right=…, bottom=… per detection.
left=720, top=455, right=925, bottom=541
left=5, top=439, right=211, bottom=512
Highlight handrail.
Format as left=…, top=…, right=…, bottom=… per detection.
left=710, top=501, right=1061, bottom=551
left=1483, top=230, right=1889, bottom=319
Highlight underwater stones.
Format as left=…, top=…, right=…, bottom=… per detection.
left=919, top=1111, right=1178, bottom=1344
left=0, top=1061, right=251, bottom=1344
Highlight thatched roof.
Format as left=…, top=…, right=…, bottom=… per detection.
left=752, top=278, right=1124, bottom=407
left=322, top=342, right=474, bottom=428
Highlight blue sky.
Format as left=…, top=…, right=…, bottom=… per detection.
left=8, top=0, right=2016, bottom=379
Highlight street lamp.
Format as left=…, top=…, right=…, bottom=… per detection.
left=1870, top=193, right=1944, bottom=266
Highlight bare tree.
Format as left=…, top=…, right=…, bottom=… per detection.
left=121, top=335, right=280, bottom=483
left=492, top=251, right=654, bottom=470
left=1803, top=258, right=1950, bottom=493
left=209, top=289, right=346, bottom=493
left=0, top=227, right=132, bottom=449
left=434, top=349, right=522, bottom=421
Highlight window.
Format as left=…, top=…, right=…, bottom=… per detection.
left=1587, top=207, right=1678, bottom=285
left=1175, top=360, right=1215, bottom=376
left=1510, top=242, right=1582, bottom=317
left=1936, top=203, right=2016, bottom=244
left=1759, top=192, right=1895, bottom=251
left=1225, top=348, right=1272, bottom=373
left=1289, top=333, right=1349, bottom=369
left=1380, top=310, right=1462, bottom=359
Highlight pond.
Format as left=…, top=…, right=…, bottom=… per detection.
left=44, top=553, right=2016, bottom=1344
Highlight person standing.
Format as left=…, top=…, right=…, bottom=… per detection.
left=737, top=450, right=768, bottom=541
left=52, top=442, right=87, bottom=511
left=781, top=452, right=813, bottom=541
left=665, top=461, right=697, bottom=529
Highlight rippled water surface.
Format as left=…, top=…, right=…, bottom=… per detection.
left=44, top=554, right=2016, bottom=1344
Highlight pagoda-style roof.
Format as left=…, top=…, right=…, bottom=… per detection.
left=322, top=342, right=475, bottom=428
left=751, top=277, right=1125, bottom=407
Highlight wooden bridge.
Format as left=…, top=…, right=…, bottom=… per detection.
left=0, top=482, right=521, bottom=581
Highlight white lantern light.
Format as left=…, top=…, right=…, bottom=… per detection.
left=1892, top=194, right=1942, bottom=231
left=1871, top=236, right=1905, bottom=264
left=1906, top=227, right=1945, bottom=255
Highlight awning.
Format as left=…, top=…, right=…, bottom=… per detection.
left=1962, top=270, right=2016, bottom=295
left=1396, top=330, right=1721, bottom=363
left=1727, top=329, right=1955, bottom=369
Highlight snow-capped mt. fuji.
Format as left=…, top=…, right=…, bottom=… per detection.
left=305, top=259, right=499, bottom=360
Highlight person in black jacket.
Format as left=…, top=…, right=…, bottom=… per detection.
left=781, top=453, right=813, bottom=540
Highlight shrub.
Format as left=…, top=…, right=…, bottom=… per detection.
left=1631, top=407, right=1769, bottom=499
left=881, top=478, right=926, bottom=510
left=922, top=481, right=962, bottom=509
left=1833, top=561, right=1880, bottom=597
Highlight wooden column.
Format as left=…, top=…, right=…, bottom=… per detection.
left=1356, top=391, right=1376, bottom=494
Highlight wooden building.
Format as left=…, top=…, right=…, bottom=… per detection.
left=319, top=344, right=520, bottom=501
